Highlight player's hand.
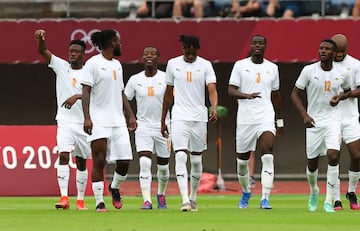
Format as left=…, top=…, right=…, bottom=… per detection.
left=330, top=95, right=340, bottom=106
left=61, top=95, right=78, bottom=109
left=128, top=116, right=137, bottom=131
left=247, top=92, right=261, bottom=99
left=304, top=115, right=315, bottom=128
left=209, top=108, right=218, bottom=123
left=161, top=122, right=169, bottom=138
left=34, top=29, right=45, bottom=40
left=83, top=118, right=93, bottom=135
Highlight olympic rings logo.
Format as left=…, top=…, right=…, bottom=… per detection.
left=70, top=29, right=100, bottom=54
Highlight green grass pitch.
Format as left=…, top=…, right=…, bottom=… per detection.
left=0, top=194, right=359, bottom=231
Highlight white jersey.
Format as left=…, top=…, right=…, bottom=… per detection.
left=334, top=54, right=360, bottom=123
left=48, top=54, right=84, bottom=123
left=295, top=61, right=350, bottom=127
left=165, top=55, right=217, bottom=122
left=125, top=70, right=169, bottom=129
left=80, top=53, right=126, bottom=127
left=229, top=57, right=279, bottom=125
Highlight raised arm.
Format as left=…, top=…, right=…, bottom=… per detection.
left=34, top=29, right=52, bottom=64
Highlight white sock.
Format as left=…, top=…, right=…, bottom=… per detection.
left=261, top=154, right=274, bottom=200
left=76, top=169, right=88, bottom=200
left=57, top=165, right=70, bottom=197
left=333, top=177, right=341, bottom=201
left=237, top=158, right=250, bottom=193
left=139, top=156, right=152, bottom=203
left=175, top=151, right=189, bottom=204
left=348, top=170, right=360, bottom=193
left=306, top=167, right=319, bottom=194
left=189, top=155, right=202, bottom=202
left=157, top=164, right=169, bottom=195
left=110, top=172, right=127, bottom=190
left=92, top=181, right=104, bottom=206
left=325, top=164, right=339, bottom=204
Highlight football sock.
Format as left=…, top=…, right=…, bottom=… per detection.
left=261, top=154, right=274, bottom=200
left=189, top=154, right=202, bottom=201
left=237, top=158, right=250, bottom=193
left=306, top=166, right=319, bottom=194
left=325, top=164, right=339, bottom=204
left=175, top=151, right=189, bottom=204
left=157, top=163, right=170, bottom=195
left=76, top=169, right=88, bottom=200
left=92, top=181, right=104, bottom=206
left=57, top=165, right=70, bottom=197
left=348, top=170, right=360, bottom=193
left=139, top=156, right=152, bottom=203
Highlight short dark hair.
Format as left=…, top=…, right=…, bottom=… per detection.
left=251, top=34, right=267, bottom=45
left=322, top=39, right=338, bottom=51
left=179, top=34, right=200, bottom=49
left=69, top=40, right=86, bottom=50
left=144, top=46, right=160, bottom=56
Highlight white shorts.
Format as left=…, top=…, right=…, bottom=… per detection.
left=171, top=120, right=207, bottom=153
left=88, top=126, right=133, bottom=163
left=236, top=123, right=275, bottom=153
left=57, top=121, right=91, bottom=159
left=306, top=125, right=341, bottom=159
left=135, top=126, right=171, bottom=158
left=341, top=120, right=360, bottom=144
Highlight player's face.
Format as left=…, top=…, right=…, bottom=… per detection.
left=319, top=42, right=335, bottom=62
left=183, top=46, right=198, bottom=63
left=68, top=44, right=84, bottom=65
left=334, top=45, right=346, bottom=62
left=112, top=37, right=122, bottom=57
left=250, top=36, right=266, bottom=56
left=142, top=47, right=159, bottom=68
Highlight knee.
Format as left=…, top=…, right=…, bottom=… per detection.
left=59, top=152, right=69, bottom=165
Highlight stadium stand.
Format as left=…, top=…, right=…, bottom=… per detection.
left=0, top=0, right=349, bottom=19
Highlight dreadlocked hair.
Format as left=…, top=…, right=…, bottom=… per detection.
left=90, top=29, right=117, bottom=51
left=179, top=34, right=200, bottom=49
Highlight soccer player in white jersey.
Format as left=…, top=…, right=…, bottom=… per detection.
left=291, top=39, right=351, bottom=213
left=331, top=34, right=360, bottom=211
left=81, top=29, right=137, bottom=212
left=228, top=35, right=283, bottom=210
left=34, top=29, right=90, bottom=210
left=125, top=46, right=171, bottom=210
left=161, top=35, right=218, bottom=212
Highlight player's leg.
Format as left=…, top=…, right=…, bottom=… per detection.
left=139, top=152, right=153, bottom=210
left=108, top=126, right=133, bottom=210
left=235, top=124, right=256, bottom=209
left=249, top=151, right=256, bottom=188
left=346, top=139, right=360, bottom=210
left=324, top=149, right=340, bottom=213
left=307, top=157, right=320, bottom=212
left=172, top=121, right=191, bottom=211
left=55, top=124, right=72, bottom=209
left=306, top=127, right=323, bottom=212
left=56, top=151, right=71, bottom=209
left=90, top=138, right=108, bottom=212
left=75, top=156, right=88, bottom=210
left=156, top=157, right=170, bottom=209
left=324, top=125, right=341, bottom=212
left=258, top=130, right=275, bottom=210
left=188, top=121, right=207, bottom=212
left=155, top=133, right=171, bottom=209
left=74, top=127, right=91, bottom=210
